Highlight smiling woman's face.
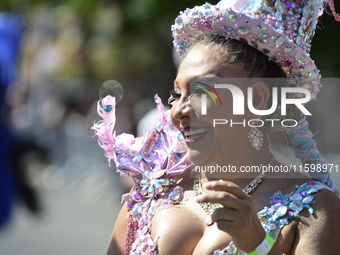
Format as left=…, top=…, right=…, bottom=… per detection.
left=170, top=43, right=258, bottom=168
left=171, top=45, right=250, bottom=165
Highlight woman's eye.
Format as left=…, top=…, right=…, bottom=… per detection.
left=168, top=90, right=181, bottom=105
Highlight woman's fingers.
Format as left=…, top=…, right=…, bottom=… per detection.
left=211, top=207, right=236, bottom=222
left=208, top=202, right=265, bottom=252
left=195, top=190, right=243, bottom=210
left=195, top=180, right=266, bottom=252
left=195, top=180, right=254, bottom=211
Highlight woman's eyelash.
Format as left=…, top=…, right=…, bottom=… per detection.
left=170, top=90, right=181, bottom=98
left=168, top=90, right=181, bottom=105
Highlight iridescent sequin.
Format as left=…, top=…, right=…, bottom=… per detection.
left=113, top=147, right=121, bottom=154
left=238, top=27, right=251, bottom=35
left=133, top=155, right=143, bottom=163
left=284, top=46, right=293, bottom=53
left=251, top=40, right=258, bottom=48
left=205, top=9, right=213, bottom=16
left=228, top=14, right=237, bottom=22
left=103, top=105, right=112, bottom=113
left=175, top=17, right=184, bottom=30
left=304, top=72, right=312, bottom=78
left=156, top=121, right=163, bottom=132
left=262, top=48, right=270, bottom=54
left=274, top=35, right=286, bottom=47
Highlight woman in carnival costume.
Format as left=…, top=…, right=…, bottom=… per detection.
left=93, top=0, right=340, bottom=254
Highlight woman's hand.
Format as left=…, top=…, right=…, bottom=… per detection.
left=195, top=180, right=266, bottom=253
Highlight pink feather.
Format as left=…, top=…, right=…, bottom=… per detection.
left=92, top=96, right=117, bottom=165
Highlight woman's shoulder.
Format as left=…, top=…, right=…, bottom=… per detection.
left=257, top=180, right=330, bottom=230
left=258, top=178, right=337, bottom=219
left=260, top=179, right=340, bottom=254
left=298, top=184, right=340, bottom=222
left=291, top=185, right=340, bottom=254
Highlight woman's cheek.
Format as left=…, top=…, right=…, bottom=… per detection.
left=190, top=95, right=213, bottom=118
left=169, top=105, right=180, bottom=129
left=190, top=95, right=222, bottom=123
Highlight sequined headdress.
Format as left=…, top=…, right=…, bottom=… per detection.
left=172, top=0, right=339, bottom=101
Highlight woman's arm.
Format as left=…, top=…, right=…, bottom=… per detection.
left=107, top=202, right=129, bottom=255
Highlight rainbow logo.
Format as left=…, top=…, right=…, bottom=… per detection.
left=197, top=82, right=223, bottom=106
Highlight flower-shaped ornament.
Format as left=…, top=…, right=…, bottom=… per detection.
left=139, top=168, right=170, bottom=198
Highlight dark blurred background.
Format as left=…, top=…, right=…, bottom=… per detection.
left=0, top=0, right=340, bottom=254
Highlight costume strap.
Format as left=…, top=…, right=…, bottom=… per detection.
left=289, top=117, right=339, bottom=195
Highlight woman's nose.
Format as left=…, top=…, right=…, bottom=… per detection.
left=172, top=97, right=192, bottom=121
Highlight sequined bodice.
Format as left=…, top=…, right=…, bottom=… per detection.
left=125, top=181, right=326, bottom=255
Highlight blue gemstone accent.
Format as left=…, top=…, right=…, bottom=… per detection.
left=113, top=147, right=121, bottom=154
left=156, top=121, right=163, bottom=132
left=103, top=105, right=113, bottom=113
left=133, top=155, right=143, bottom=163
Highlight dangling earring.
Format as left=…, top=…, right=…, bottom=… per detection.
left=248, top=123, right=263, bottom=150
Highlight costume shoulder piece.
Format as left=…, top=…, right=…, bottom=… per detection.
left=92, top=95, right=192, bottom=254
left=92, top=94, right=192, bottom=194
left=214, top=181, right=328, bottom=255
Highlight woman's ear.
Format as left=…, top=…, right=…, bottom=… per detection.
left=251, top=81, right=270, bottom=110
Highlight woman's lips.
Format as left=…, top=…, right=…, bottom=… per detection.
left=182, top=127, right=209, bottom=145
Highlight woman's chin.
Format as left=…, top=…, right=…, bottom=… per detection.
left=187, top=149, right=212, bottom=166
